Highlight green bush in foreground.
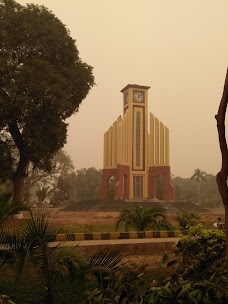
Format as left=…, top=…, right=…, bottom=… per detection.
left=85, top=224, right=228, bottom=304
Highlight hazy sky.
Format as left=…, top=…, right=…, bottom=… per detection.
left=17, top=0, right=228, bottom=178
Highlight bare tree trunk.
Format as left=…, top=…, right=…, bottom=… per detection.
left=9, top=121, right=29, bottom=206
left=12, top=156, right=29, bottom=206
left=215, top=68, right=228, bottom=267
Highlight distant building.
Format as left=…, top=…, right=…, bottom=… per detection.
left=101, top=84, right=174, bottom=201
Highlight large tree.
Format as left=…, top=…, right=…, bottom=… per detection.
left=0, top=0, right=94, bottom=205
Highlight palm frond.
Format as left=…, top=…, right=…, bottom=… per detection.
left=81, top=248, right=124, bottom=282
left=115, top=205, right=172, bottom=231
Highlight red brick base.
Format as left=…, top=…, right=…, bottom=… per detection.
left=101, top=165, right=174, bottom=201
left=148, top=166, right=175, bottom=201
left=100, top=165, right=130, bottom=200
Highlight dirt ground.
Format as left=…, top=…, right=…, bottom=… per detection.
left=53, top=210, right=119, bottom=225
left=4, top=207, right=224, bottom=230
left=7, top=207, right=222, bottom=228
left=41, top=208, right=225, bottom=226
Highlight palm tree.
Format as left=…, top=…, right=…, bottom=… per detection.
left=115, top=205, right=172, bottom=231
left=0, top=191, right=31, bottom=226
left=0, top=212, right=124, bottom=304
left=36, top=186, right=53, bottom=206
left=190, top=169, right=207, bottom=205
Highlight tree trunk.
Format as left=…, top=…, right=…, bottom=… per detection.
left=225, top=205, right=228, bottom=267
left=13, top=175, right=25, bottom=206
left=12, top=156, right=29, bottom=206
left=8, top=121, right=29, bottom=206
left=215, top=68, right=228, bottom=267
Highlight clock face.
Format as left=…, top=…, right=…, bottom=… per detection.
left=124, top=92, right=129, bottom=105
left=133, top=91, right=144, bottom=103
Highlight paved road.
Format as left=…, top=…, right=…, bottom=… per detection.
left=51, top=237, right=180, bottom=247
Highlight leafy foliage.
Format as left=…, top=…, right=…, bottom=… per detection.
left=0, top=212, right=124, bottom=303
left=0, top=295, right=15, bottom=304
left=0, top=191, right=30, bottom=225
left=174, top=224, right=226, bottom=279
left=176, top=210, right=201, bottom=229
left=84, top=263, right=154, bottom=304
left=36, top=186, right=53, bottom=205
left=85, top=225, right=228, bottom=304
left=173, top=172, right=221, bottom=208
left=75, top=168, right=102, bottom=201
left=0, top=0, right=95, bottom=204
left=0, top=213, right=85, bottom=303
left=115, top=205, right=172, bottom=231
left=24, top=149, right=75, bottom=204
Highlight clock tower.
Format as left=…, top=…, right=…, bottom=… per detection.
left=101, top=84, right=174, bottom=201
left=120, top=84, right=150, bottom=198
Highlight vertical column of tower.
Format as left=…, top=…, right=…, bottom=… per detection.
left=149, top=113, right=155, bottom=166
left=107, top=127, right=112, bottom=167
left=160, top=122, right=165, bottom=165
left=148, top=113, right=174, bottom=201
left=154, top=117, right=159, bottom=165
left=112, top=121, right=117, bottom=167
left=165, top=126, right=169, bottom=165
left=103, top=131, right=108, bottom=167
left=117, top=120, right=123, bottom=164
left=122, top=117, right=126, bottom=164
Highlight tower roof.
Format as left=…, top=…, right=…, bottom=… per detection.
left=120, top=84, right=150, bottom=93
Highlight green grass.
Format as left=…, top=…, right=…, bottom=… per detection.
left=58, top=223, right=117, bottom=234
left=58, top=222, right=182, bottom=234
left=90, top=223, right=117, bottom=232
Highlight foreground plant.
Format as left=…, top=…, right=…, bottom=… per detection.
left=86, top=225, right=228, bottom=304
left=84, top=263, right=154, bottom=304
left=0, top=191, right=31, bottom=226
left=116, top=205, right=172, bottom=231
left=0, top=295, right=15, bottom=304
left=0, top=212, right=85, bottom=303
left=0, top=212, right=124, bottom=303
left=176, top=209, right=201, bottom=229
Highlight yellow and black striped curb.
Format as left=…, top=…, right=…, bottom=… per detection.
left=48, top=230, right=188, bottom=242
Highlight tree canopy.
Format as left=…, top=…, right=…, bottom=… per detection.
left=75, top=167, right=102, bottom=201
left=172, top=171, right=221, bottom=208
left=0, top=0, right=95, bottom=204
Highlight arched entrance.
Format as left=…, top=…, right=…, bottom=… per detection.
left=108, top=176, right=116, bottom=200
left=155, top=175, right=165, bottom=200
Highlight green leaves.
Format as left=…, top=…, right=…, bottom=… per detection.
left=176, top=210, right=201, bottom=229
left=0, top=295, right=15, bottom=304
left=0, top=191, right=31, bottom=225
left=115, top=205, right=172, bottom=231
left=0, top=0, right=95, bottom=202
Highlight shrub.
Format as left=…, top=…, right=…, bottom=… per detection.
left=84, top=263, right=155, bottom=303
left=173, top=224, right=226, bottom=279
left=176, top=210, right=201, bottom=229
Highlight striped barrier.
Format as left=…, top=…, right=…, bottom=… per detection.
left=49, top=230, right=188, bottom=242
